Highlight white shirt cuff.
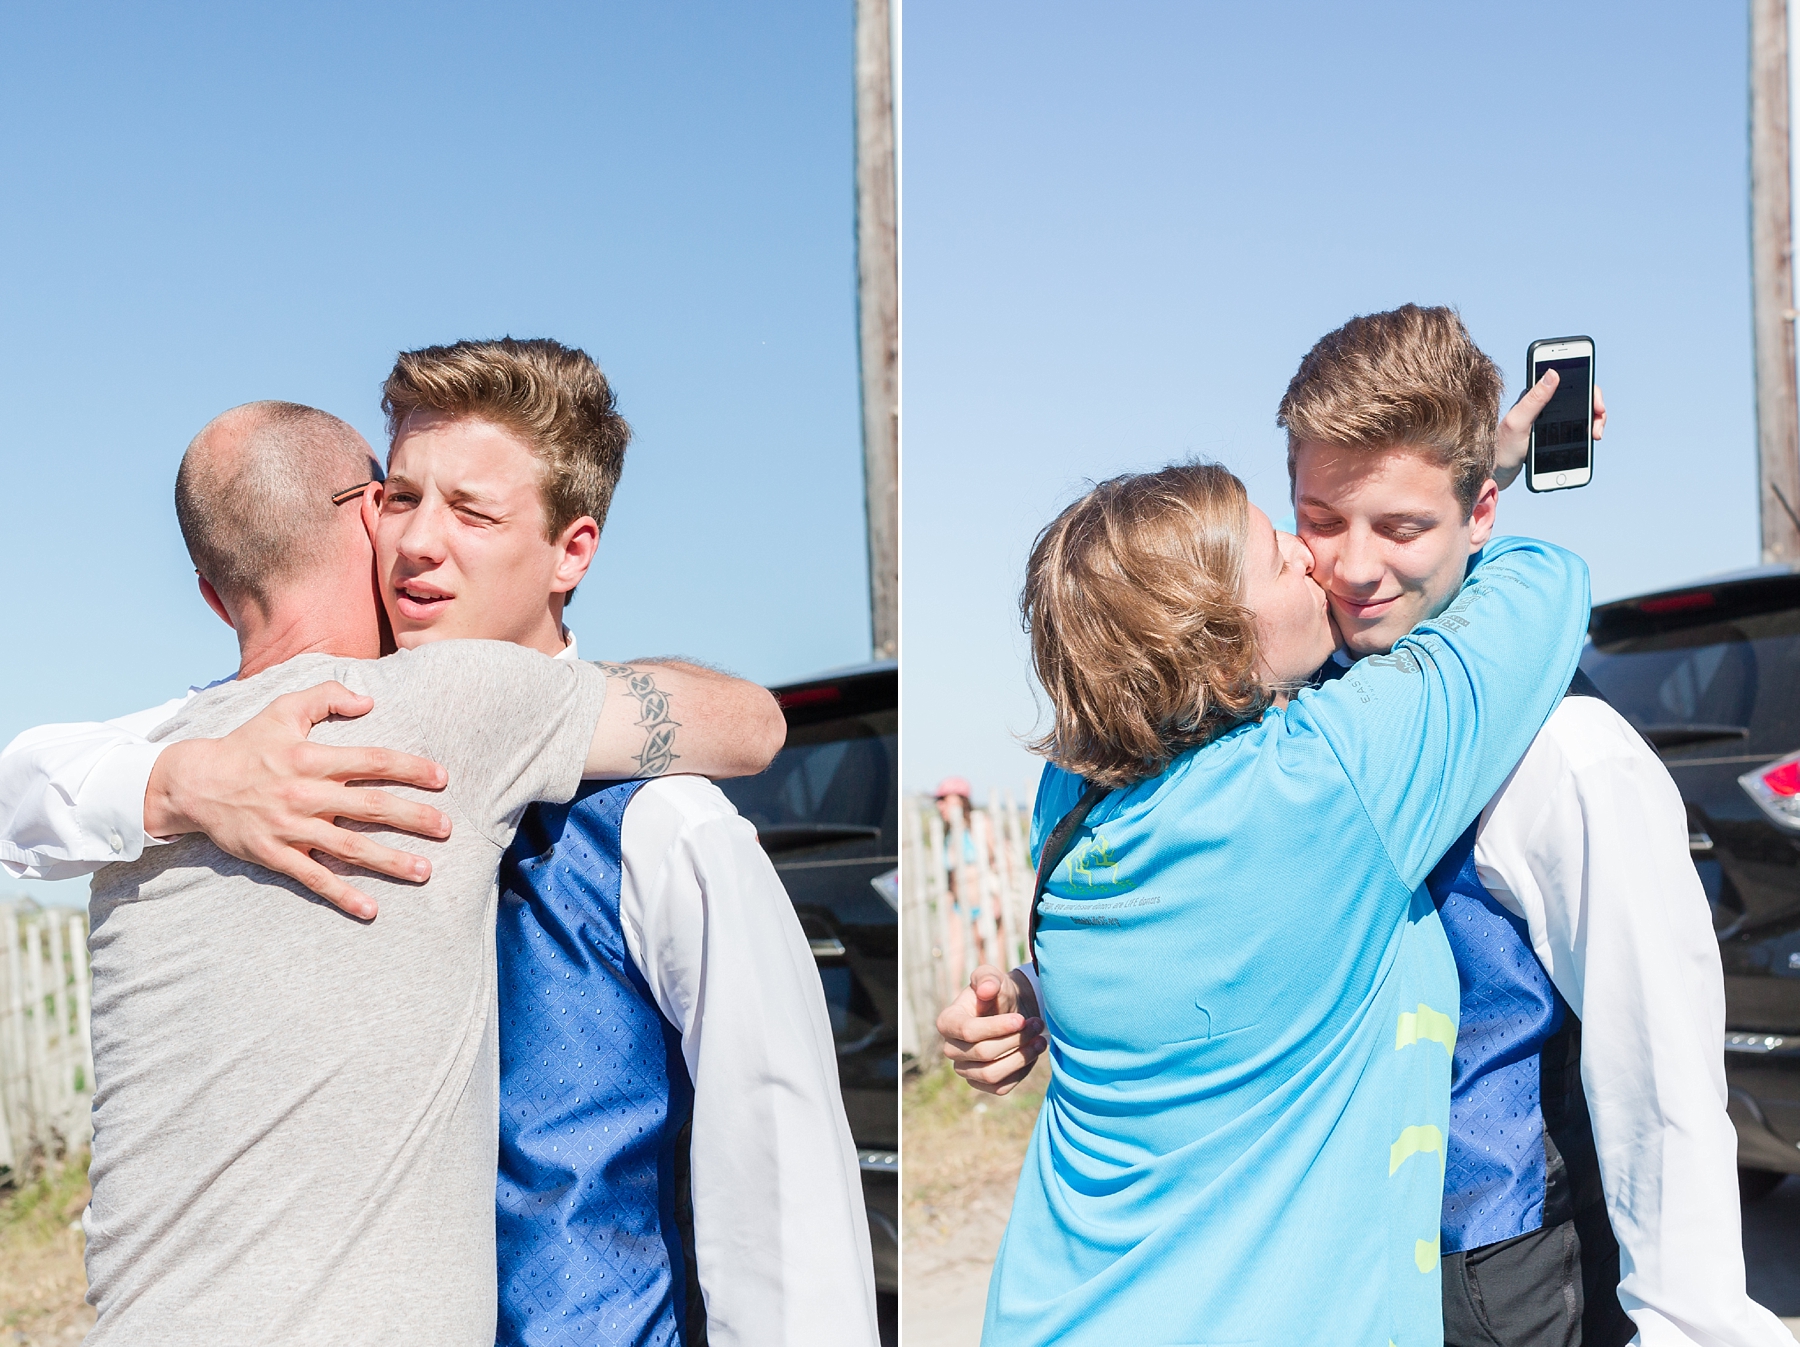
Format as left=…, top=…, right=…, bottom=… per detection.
left=83, top=739, right=171, bottom=858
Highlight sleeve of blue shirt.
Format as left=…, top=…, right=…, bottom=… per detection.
left=1295, top=535, right=1590, bottom=891
left=1028, top=762, right=1081, bottom=870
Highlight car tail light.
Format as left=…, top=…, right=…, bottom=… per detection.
left=1640, top=590, right=1716, bottom=615
left=1740, top=750, right=1800, bottom=831
left=777, top=685, right=842, bottom=710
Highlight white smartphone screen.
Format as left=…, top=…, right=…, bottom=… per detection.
left=1530, top=354, right=1592, bottom=477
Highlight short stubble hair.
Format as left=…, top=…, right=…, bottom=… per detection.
left=174, top=401, right=377, bottom=615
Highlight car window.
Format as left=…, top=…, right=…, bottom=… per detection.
left=1583, top=606, right=1800, bottom=755
left=718, top=708, right=897, bottom=843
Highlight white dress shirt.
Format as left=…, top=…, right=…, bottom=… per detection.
left=1017, top=693, right=1787, bottom=1347
left=1, top=685, right=215, bottom=879
left=1471, top=695, right=1789, bottom=1347
left=618, top=773, right=878, bottom=1345
left=0, top=643, right=878, bottom=1346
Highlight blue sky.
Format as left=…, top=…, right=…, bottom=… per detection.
left=0, top=3, right=871, bottom=904
left=903, top=0, right=1763, bottom=802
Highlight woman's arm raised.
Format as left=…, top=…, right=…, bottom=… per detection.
left=1300, top=535, right=1590, bottom=891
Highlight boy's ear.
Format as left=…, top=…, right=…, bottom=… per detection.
left=1467, top=478, right=1500, bottom=550
left=360, top=482, right=381, bottom=543
left=551, top=515, right=601, bottom=595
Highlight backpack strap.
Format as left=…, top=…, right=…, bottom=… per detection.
left=1029, top=781, right=1112, bottom=975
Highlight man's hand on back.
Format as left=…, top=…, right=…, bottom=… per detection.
left=937, top=964, right=1047, bottom=1096
left=144, top=682, right=450, bottom=921
left=1494, top=369, right=1607, bottom=490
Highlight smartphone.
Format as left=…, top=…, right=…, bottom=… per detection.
left=1525, top=336, right=1595, bottom=492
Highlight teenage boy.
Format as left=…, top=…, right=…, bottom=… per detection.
left=375, top=340, right=876, bottom=1347
left=942, top=307, right=1788, bottom=1347
left=2, top=341, right=878, bottom=1346
left=58, top=399, right=779, bottom=1345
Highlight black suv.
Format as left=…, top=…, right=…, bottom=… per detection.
left=717, top=661, right=898, bottom=1291
left=1581, top=569, right=1800, bottom=1196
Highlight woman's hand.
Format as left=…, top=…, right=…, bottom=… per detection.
left=936, top=965, right=1047, bottom=1095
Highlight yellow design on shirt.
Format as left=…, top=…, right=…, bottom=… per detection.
left=1414, top=1235, right=1440, bottom=1273
left=1394, top=1003, right=1456, bottom=1054
left=1388, top=1124, right=1444, bottom=1176
left=1066, top=831, right=1137, bottom=895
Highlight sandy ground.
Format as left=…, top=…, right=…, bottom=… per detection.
left=901, top=1064, right=1045, bottom=1347
left=0, top=1154, right=94, bottom=1347
left=901, top=1062, right=1800, bottom=1346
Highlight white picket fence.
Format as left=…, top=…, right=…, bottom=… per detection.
left=899, top=792, right=1036, bottom=1063
left=0, top=900, right=94, bottom=1179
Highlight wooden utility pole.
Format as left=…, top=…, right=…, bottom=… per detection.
left=1752, top=0, right=1800, bottom=563
left=855, top=0, right=899, bottom=660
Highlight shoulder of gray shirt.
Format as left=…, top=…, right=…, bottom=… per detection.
left=150, top=640, right=601, bottom=747
left=146, top=640, right=607, bottom=850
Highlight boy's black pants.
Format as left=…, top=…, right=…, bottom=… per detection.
left=1441, top=1201, right=1634, bottom=1347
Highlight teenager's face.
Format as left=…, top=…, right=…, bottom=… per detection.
left=1241, top=504, right=1336, bottom=689
left=373, top=412, right=596, bottom=653
left=1291, top=442, right=1497, bottom=657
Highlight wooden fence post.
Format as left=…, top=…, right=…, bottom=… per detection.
left=3, top=909, right=26, bottom=1149
left=900, top=803, right=939, bottom=1062
left=0, top=904, right=98, bottom=1172
left=24, top=919, right=50, bottom=1139
left=900, top=793, right=1039, bottom=1073
left=70, top=913, right=93, bottom=1065
left=47, top=914, right=72, bottom=1133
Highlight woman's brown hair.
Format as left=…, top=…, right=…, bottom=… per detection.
left=1022, top=462, right=1268, bottom=790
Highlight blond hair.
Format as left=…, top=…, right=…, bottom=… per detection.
left=1022, top=462, right=1267, bottom=790
left=382, top=337, right=631, bottom=540
left=1277, top=304, right=1502, bottom=514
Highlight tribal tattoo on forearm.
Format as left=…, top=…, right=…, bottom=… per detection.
left=598, top=663, right=682, bottom=776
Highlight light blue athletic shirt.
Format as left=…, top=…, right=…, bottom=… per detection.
left=985, top=536, right=1590, bottom=1347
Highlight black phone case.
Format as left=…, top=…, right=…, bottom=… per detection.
left=1524, top=335, right=1595, bottom=494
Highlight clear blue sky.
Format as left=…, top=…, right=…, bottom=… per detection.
left=903, top=0, right=1762, bottom=803
left=0, top=3, right=872, bottom=904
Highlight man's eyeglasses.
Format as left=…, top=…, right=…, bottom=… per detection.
left=331, top=481, right=375, bottom=506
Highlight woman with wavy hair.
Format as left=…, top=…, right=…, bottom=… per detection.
left=975, top=461, right=1589, bottom=1347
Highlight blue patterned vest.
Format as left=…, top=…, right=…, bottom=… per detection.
left=1425, top=824, right=1593, bottom=1252
left=494, top=780, right=703, bottom=1347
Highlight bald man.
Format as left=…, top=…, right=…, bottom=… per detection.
left=55, top=403, right=782, bottom=1346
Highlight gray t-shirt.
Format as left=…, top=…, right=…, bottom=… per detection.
left=83, top=640, right=607, bottom=1347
